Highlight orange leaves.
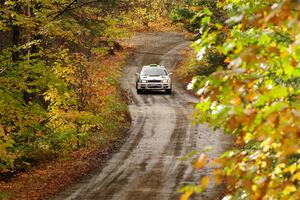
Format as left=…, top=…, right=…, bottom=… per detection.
left=180, top=162, right=211, bottom=200
left=240, top=46, right=258, bottom=64
left=227, top=116, right=238, bottom=132
left=191, top=6, right=201, bottom=12
left=36, top=131, right=44, bottom=137
left=191, top=0, right=300, bottom=199
left=281, top=137, right=300, bottom=157
left=280, top=51, right=288, bottom=59
left=282, top=125, right=298, bottom=135
left=268, top=46, right=280, bottom=54
left=230, top=96, right=241, bottom=105
left=213, top=169, right=224, bottom=185
left=179, top=153, right=213, bottom=200
left=235, top=135, right=244, bottom=147
left=266, top=113, right=279, bottom=127
left=208, top=88, right=219, bottom=101
left=291, top=57, right=297, bottom=67
left=264, top=0, right=292, bottom=26
left=193, top=154, right=208, bottom=170
left=241, top=15, right=247, bottom=31
left=224, top=57, right=231, bottom=63
left=200, top=176, right=210, bottom=189
left=180, top=191, right=193, bottom=200
left=245, top=91, right=257, bottom=102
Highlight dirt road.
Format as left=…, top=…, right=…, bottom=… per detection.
left=50, top=32, right=229, bottom=200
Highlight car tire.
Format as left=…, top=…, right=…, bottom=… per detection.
left=137, top=89, right=142, bottom=94
left=166, top=89, right=172, bottom=94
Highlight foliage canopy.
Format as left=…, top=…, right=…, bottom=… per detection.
left=185, top=0, right=300, bottom=199
left=0, top=0, right=166, bottom=173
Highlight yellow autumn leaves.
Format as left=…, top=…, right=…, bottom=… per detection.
left=180, top=153, right=220, bottom=200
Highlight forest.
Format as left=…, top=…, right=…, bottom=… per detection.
left=0, top=0, right=299, bottom=200
left=0, top=0, right=181, bottom=173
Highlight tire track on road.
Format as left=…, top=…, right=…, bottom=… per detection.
left=50, top=32, right=230, bottom=200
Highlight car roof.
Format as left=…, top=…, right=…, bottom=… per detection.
left=143, top=64, right=165, bottom=68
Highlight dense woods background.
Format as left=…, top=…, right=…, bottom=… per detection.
left=0, top=0, right=184, bottom=174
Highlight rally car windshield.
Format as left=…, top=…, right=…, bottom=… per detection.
left=141, top=67, right=167, bottom=76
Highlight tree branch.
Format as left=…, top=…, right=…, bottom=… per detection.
left=48, top=0, right=78, bottom=20
left=48, top=0, right=105, bottom=20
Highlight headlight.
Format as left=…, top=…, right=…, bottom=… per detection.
left=162, top=79, right=169, bottom=83
left=141, top=80, right=147, bottom=83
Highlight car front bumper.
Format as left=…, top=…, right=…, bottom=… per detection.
left=137, top=82, right=171, bottom=90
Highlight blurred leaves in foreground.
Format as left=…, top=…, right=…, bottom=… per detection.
left=181, top=0, right=300, bottom=199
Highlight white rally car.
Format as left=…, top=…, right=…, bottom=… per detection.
left=136, top=64, right=172, bottom=94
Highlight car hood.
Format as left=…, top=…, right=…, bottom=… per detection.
left=140, top=75, right=169, bottom=80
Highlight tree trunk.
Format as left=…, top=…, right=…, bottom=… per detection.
left=12, top=3, right=21, bottom=61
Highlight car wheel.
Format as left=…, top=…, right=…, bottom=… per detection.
left=166, top=89, right=172, bottom=94
left=137, top=89, right=142, bottom=94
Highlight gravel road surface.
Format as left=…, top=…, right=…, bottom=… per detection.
left=50, top=32, right=229, bottom=200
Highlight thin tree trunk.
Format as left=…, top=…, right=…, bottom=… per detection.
left=12, top=3, right=21, bottom=61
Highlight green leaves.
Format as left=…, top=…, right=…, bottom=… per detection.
left=189, top=0, right=300, bottom=199
left=0, top=0, right=132, bottom=173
